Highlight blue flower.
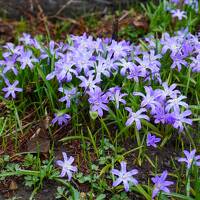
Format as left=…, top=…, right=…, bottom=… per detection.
left=111, top=161, right=138, bottom=192
left=178, top=149, right=200, bottom=169
left=56, top=152, right=77, bottom=181
left=2, top=79, right=23, bottom=99
left=87, top=87, right=109, bottom=117
left=125, top=107, right=150, bottom=130
left=147, top=133, right=161, bottom=148
left=171, top=9, right=187, bottom=20
left=152, top=171, right=173, bottom=199
left=52, top=113, right=71, bottom=126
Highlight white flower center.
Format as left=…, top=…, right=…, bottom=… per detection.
left=9, top=86, right=15, bottom=91
left=64, top=162, right=71, bottom=169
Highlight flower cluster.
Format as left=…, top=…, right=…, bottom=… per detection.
left=133, top=83, right=192, bottom=132
left=0, top=29, right=197, bottom=132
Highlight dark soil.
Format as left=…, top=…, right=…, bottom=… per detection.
left=0, top=179, right=59, bottom=200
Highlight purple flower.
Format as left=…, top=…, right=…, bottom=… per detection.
left=170, top=53, right=187, bottom=71
left=17, top=50, right=38, bottom=69
left=147, top=133, right=161, bottom=148
left=190, top=54, right=200, bottom=72
left=178, top=149, right=200, bottom=169
left=111, top=161, right=138, bottom=192
left=134, top=50, right=161, bottom=77
left=127, top=64, right=146, bottom=82
left=54, top=55, right=77, bottom=82
left=79, top=73, right=101, bottom=90
left=19, top=33, right=33, bottom=45
left=133, top=45, right=142, bottom=56
left=172, top=110, right=192, bottom=132
left=58, top=87, right=78, bottom=108
left=161, top=82, right=180, bottom=99
left=56, top=152, right=77, bottom=181
left=108, top=40, right=131, bottom=59
left=151, top=171, right=174, bottom=199
left=99, top=53, right=118, bottom=72
left=116, top=59, right=136, bottom=76
left=125, top=107, right=149, bottom=130
left=133, top=86, right=161, bottom=114
left=154, top=105, right=167, bottom=124
left=46, top=71, right=56, bottom=81
left=52, top=113, right=71, bottom=126
left=73, top=50, right=94, bottom=74
left=171, top=9, right=187, bottom=20
left=91, top=58, right=111, bottom=79
left=3, top=42, right=23, bottom=58
left=165, top=113, right=176, bottom=125
left=166, top=95, right=188, bottom=112
left=161, top=33, right=181, bottom=55
left=0, top=55, right=18, bottom=75
left=87, top=87, right=109, bottom=117
left=91, top=38, right=104, bottom=53
left=108, top=87, right=127, bottom=109
left=2, top=79, right=23, bottom=99
left=72, top=34, right=94, bottom=51
left=41, top=40, right=58, bottom=59
left=171, top=0, right=179, bottom=4
left=32, top=38, right=42, bottom=50
left=182, top=40, right=194, bottom=57
left=143, top=50, right=161, bottom=68
left=47, top=53, right=77, bottom=82
left=145, top=35, right=156, bottom=49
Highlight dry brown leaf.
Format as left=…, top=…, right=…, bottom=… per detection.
left=9, top=180, right=18, bottom=191
left=27, top=127, right=50, bottom=154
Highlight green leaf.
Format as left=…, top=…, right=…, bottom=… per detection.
left=89, top=111, right=98, bottom=120
left=96, top=194, right=106, bottom=200
left=99, top=164, right=112, bottom=177
left=132, top=184, right=152, bottom=200
left=163, top=192, right=195, bottom=200
left=59, top=135, right=90, bottom=143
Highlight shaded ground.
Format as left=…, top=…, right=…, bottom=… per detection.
left=0, top=179, right=59, bottom=200
left=0, top=0, right=147, bottom=19
left=0, top=6, right=148, bottom=45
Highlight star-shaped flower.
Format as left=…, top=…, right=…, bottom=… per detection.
left=2, top=79, right=23, bottom=99
left=178, top=149, right=200, bottom=169
left=151, top=170, right=173, bottom=199
left=111, top=161, right=138, bottom=192
left=125, top=107, right=149, bottom=130
left=52, top=113, right=71, bottom=126
left=56, top=152, right=77, bottom=181
left=146, top=133, right=161, bottom=148
left=171, top=9, right=187, bottom=20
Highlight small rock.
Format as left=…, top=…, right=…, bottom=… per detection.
left=80, top=192, right=87, bottom=200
